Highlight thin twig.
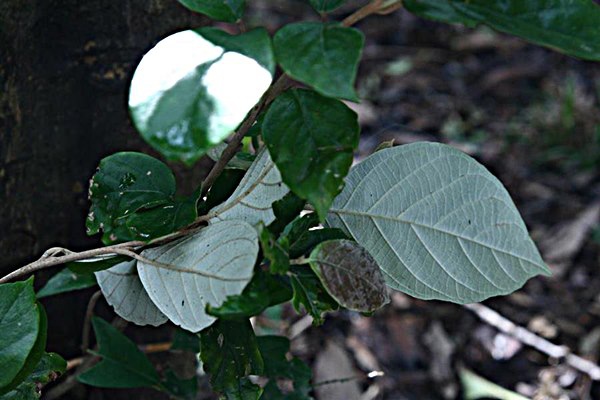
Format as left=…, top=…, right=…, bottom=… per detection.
left=81, top=291, right=102, bottom=354
left=341, top=0, right=387, bottom=26
left=463, top=303, right=600, bottom=380
left=0, top=242, right=144, bottom=284
left=200, top=74, right=292, bottom=195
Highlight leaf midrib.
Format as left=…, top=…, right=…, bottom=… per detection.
left=329, top=207, right=541, bottom=266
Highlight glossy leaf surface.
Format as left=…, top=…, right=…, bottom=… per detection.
left=328, top=142, right=550, bottom=303
left=0, top=279, right=40, bottom=388
left=274, top=23, right=364, bottom=101
left=200, top=319, right=263, bottom=399
left=129, top=29, right=272, bottom=164
left=86, top=152, right=176, bottom=244
left=263, top=89, right=359, bottom=220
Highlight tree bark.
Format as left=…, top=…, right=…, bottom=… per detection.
left=0, top=0, right=207, bottom=275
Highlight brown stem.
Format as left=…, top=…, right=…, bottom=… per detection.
left=81, top=291, right=102, bottom=354
left=200, top=74, right=292, bottom=195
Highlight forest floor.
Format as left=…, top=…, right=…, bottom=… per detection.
left=41, top=1, right=600, bottom=399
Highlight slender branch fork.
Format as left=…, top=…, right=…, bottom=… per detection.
left=0, top=0, right=392, bottom=285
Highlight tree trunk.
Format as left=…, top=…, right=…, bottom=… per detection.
left=0, top=0, right=207, bottom=275
left=1, top=3, right=208, bottom=398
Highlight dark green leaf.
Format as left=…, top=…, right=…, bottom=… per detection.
left=284, top=213, right=349, bottom=259
left=268, top=192, right=306, bottom=236
left=129, top=29, right=272, bottom=164
left=0, top=279, right=40, bottom=389
left=308, top=0, right=348, bottom=13
left=197, top=27, right=275, bottom=74
left=257, top=336, right=312, bottom=400
left=87, top=152, right=176, bottom=244
left=177, top=0, right=245, bottom=22
left=260, top=224, right=290, bottom=274
left=37, top=269, right=97, bottom=299
left=200, top=319, right=263, bottom=398
left=405, top=0, right=600, bottom=61
left=309, top=240, right=390, bottom=313
left=223, top=378, right=263, bottom=400
left=162, top=370, right=198, bottom=400
left=263, top=89, right=359, bottom=220
left=78, top=317, right=160, bottom=388
left=67, top=255, right=131, bottom=274
left=171, top=329, right=200, bottom=353
left=207, top=271, right=292, bottom=319
left=289, top=267, right=338, bottom=325
left=403, top=0, right=478, bottom=26
left=0, top=353, right=66, bottom=400
left=0, top=303, right=47, bottom=396
left=126, top=196, right=197, bottom=240
left=274, top=23, right=363, bottom=101
left=198, top=168, right=246, bottom=215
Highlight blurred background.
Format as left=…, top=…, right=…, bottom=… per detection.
left=1, top=0, right=599, bottom=398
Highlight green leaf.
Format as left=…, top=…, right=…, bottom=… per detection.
left=207, top=271, right=292, bottom=319
left=405, top=0, right=600, bottom=61
left=274, top=23, right=364, bottom=101
left=95, top=260, right=168, bottom=327
left=138, top=220, right=259, bottom=332
left=268, top=192, right=306, bottom=236
left=309, top=240, right=390, bottom=313
left=162, top=370, right=198, bottom=400
left=67, top=255, right=131, bottom=274
left=37, top=268, right=97, bottom=299
left=86, top=152, right=176, bottom=244
left=263, top=89, right=359, bottom=220
left=0, top=353, right=66, bottom=400
left=177, top=0, right=245, bottom=22
left=0, top=303, right=47, bottom=396
left=0, top=279, right=40, bottom=389
left=290, top=267, right=339, bottom=325
left=460, top=368, right=529, bottom=400
left=197, top=28, right=275, bottom=74
left=78, top=317, right=160, bottom=388
left=129, top=29, right=272, bottom=164
left=260, top=224, right=290, bottom=274
left=327, top=142, right=550, bottom=304
left=284, top=213, right=348, bottom=259
left=200, top=319, right=263, bottom=398
left=207, top=143, right=255, bottom=170
left=210, top=149, right=289, bottom=227
left=403, top=0, right=478, bottom=26
left=198, top=168, right=246, bottom=215
left=125, top=196, right=198, bottom=240
left=308, top=0, right=348, bottom=13
left=257, top=336, right=312, bottom=400
left=171, top=329, right=200, bottom=352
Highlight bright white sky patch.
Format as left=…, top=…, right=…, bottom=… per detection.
left=202, top=52, right=272, bottom=142
left=129, top=30, right=223, bottom=108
